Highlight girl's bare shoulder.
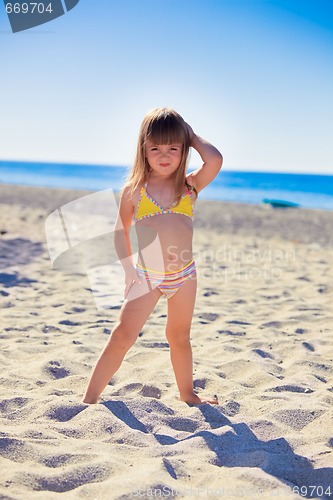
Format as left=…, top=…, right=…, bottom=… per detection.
left=122, top=182, right=144, bottom=209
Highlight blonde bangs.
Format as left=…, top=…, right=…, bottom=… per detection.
left=145, top=114, right=188, bottom=148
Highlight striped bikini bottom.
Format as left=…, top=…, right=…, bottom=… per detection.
left=136, top=260, right=196, bottom=299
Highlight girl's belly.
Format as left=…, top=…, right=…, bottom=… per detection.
left=135, top=216, right=193, bottom=273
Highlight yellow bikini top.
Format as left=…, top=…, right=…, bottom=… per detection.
left=135, top=180, right=195, bottom=222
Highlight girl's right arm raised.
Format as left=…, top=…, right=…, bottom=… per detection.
left=185, top=123, right=223, bottom=194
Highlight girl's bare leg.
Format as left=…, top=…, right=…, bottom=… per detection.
left=82, top=282, right=162, bottom=404
left=166, top=274, right=218, bottom=406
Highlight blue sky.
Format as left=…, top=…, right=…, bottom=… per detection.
left=1, top=0, right=332, bottom=174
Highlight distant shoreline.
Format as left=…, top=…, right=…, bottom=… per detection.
left=1, top=160, right=333, bottom=210
left=1, top=159, right=333, bottom=176
left=1, top=182, right=333, bottom=248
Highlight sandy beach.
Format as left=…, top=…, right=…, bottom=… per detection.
left=1, top=183, right=333, bottom=499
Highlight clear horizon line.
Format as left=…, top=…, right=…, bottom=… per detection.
left=0, top=158, right=332, bottom=177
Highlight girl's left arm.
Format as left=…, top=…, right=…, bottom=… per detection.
left=186, top=124, right=223, bottom=193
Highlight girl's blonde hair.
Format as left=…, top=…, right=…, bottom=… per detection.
left=122, top=107, right=196, bottom=205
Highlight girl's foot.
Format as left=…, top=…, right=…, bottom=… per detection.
left=180, top=393, right=218, bottom=406
left=81, top=396, right=98, bottom=404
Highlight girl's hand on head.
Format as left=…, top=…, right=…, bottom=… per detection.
left=185, top=122, right=195, bottom=145
left=124, top=266, right=142, bottom=299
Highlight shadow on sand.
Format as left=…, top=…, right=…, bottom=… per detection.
left=102, top=400, right=332, bottom=498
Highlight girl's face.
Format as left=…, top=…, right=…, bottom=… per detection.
left=145, top=139, right=183, bottom=177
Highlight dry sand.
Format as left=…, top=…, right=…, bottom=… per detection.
left=1, top=183, right=333, bottom=499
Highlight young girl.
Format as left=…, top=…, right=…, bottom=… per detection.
left=82, top=107, right=223, bottom=406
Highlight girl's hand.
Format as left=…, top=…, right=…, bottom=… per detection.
left=124, top=266, right=142, bottom=299
left=185, top=122, right=195, bottom=145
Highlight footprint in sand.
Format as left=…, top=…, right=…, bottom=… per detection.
left=142, top=341, right=169, bottom=348
left=198, top=313, right=219, bottom=323
left=40, top=452, right=93, bottom=468
left=267, top=385, right=314, bottom=394
left=58, top=320, right=81, bottom=326
left=112, top=383, right=144, bottom=397
left=193, top=378, right=207, bottom=389
left=203, top=289, right=219, bottom=297
left=218, top=330, right=246, bottom=336
left=0, top=397, right=31, bottom=417
left=252, top=349, right=274, bottom=360
left=221, top=400, right=240, bottom=417
left=42, top=326, right=61, bottom=333
left=273, top=409, right=326, bottom=431
left=45, top=361, right=70, bottom=379
left=44, top=403, right=86, bottom=422
left=0, top=437, right=36, bottom=463
left=167, top=417, right=200, bottom=433
left=139, top=385, right=162, bottom=399
left=19, top=464, right=112, bottom=493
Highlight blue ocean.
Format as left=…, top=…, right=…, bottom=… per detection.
left=1, top=160, right=333, bottom=211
